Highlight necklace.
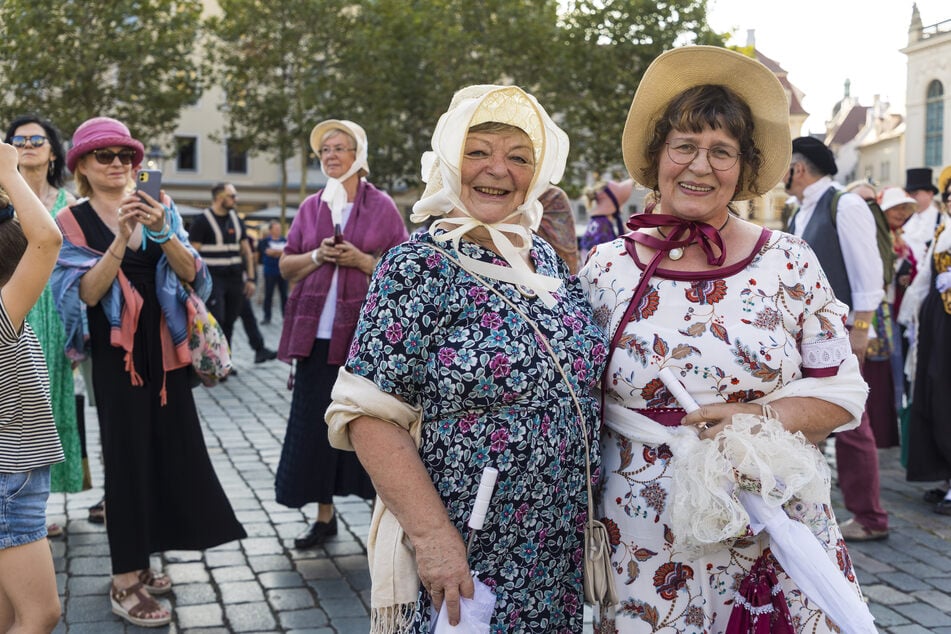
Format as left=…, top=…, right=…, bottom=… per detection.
left=657, top=214, right=731, bottom=260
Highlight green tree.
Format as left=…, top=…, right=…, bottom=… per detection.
left=318, top=0, right=563, bottom=196
left=0, top=0, right=203, bottom=142
left=549, top=0, right=726, bottom=192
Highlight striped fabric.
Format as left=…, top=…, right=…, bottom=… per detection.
left=0, top=295, right=64, bottom=472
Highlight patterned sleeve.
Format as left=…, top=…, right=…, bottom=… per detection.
left=794, top=236, right=852, bottom=377
left=345, top=241, right=446, bottom=405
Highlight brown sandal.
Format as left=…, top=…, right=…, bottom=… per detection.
left=137, top=568, right=173, bottom=595
left=110, top=582, right=171, bottom=627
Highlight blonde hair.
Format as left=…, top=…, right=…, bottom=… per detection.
left=73, top=157, right=135, bottom=198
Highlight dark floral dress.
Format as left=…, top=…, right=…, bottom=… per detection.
left=347, top=230, right=608, bottom=633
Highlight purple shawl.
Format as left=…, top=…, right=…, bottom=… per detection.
left=277, top=180, right=408, bottom=365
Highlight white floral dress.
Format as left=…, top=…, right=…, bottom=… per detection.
left=579, top=228, right=866, bottom=634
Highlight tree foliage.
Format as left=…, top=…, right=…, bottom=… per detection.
left=0, top=0, right=203, bottom=142
left=205, top=0, right=352, bottom=217
left=0, top=0, right=730, bottom=198
left=548, top=0, right=726, bottom=191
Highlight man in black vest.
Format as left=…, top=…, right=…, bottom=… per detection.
left=786, top=137, right=889, bottom=541
left=190, top=183, right=276, bottom=366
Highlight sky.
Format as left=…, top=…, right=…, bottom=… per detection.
left=706, top=0, right=949, bottom=135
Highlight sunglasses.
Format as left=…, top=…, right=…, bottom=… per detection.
left=91, top=149, right=136, bottom=165
left=10, top=134, right=47, bottom=148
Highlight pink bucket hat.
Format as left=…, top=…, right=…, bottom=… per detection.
left=66, top=117, right=145, bottom=172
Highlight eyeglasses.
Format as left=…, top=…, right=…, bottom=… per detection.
left=318, top=145, right=356, bottom=157
left=91, top=149, right=136, bottom=165
left=665, top=142, right=740, bottom=171
left=10, top=135, right=47, bottom=148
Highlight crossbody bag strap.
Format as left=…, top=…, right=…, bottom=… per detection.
left=425, top=244, right=599, bottom=525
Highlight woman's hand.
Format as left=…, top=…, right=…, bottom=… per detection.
left=681, top=402, right=761, bottom=440
left=115, top=204, right=141, bottom=243
left=413, top=524, right=475, bottom=626
left=323, top=238, right=376, bottom=273
left=122, top=190, right=166, bottom=234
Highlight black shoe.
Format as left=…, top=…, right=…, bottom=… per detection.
left=924, top=487, right=949, bottom=504
left=294, top=516, right=337, bottom=549
left=260, top=318, right=271, bottom=325
left=254, top=348, right=278, bottom=363
left=936, top=500, right=951, bottom=515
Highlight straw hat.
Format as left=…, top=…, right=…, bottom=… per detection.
left=591, top=179, right=634, bottom=215
left=938, top=165, right=951, bottom=194
left=622, top=46, right=791, bottom=201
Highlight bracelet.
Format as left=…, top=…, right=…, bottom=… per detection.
left=247, top=278, right=257, bottom=283
left=107, top=248, right=123, bottom=261
left=310, top=249, right=320, bottom=266
left=852, top=319, right=870, bottom=330
left=143, top=223, right=173, bottom=244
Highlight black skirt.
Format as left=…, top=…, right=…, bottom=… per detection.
left=275, top=339, right=375, bottom=507
left=77, top=202, right=246, bottom=574
left=906, top=284, right=951, bottom=482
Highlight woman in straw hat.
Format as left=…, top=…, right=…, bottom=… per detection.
left=51, top=116, right=246, bottom=627
left=326, top=85, right=607, bottom=632
left=275, top=120, right=408, bottom=549
left=580, top=47, right=871, bottom=632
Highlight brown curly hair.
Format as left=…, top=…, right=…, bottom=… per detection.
left=641, top=85, right=763, bottom=200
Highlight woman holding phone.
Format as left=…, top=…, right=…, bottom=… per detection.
left=276, top=119, right=407, bottom=549
left=51, top=117, right=245, bottom=627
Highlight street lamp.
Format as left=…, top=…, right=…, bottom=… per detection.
left=146, top=145, right=164, bottom=170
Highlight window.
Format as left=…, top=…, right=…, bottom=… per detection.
left=925, top=80, right=944, bottom=167
left=879, top=161, right=890, bottom=184
left=176, top=136, right=197, bottom=171
left=226, top=138, right=248, bottom=174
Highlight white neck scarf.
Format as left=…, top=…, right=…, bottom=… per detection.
left=410, top=85, right=570, bottom=307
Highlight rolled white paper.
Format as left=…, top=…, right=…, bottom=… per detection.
left=467, top=467, right=499, bottom=531
left=657, top=367, right=700, bottom=414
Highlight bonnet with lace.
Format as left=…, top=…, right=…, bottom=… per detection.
left=410, top=85, right=570, bottom=307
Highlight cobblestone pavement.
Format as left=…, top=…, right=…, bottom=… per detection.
left=46, top=316, right=951, bottom=632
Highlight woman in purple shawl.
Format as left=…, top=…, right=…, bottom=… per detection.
left=276, top=119, right=408, bottom=549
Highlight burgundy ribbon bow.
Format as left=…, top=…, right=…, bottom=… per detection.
left=624, top=213, right=727, bottom=268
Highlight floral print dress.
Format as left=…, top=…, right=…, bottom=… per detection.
left=580, top=230, right=864, bottom=634
left=347, top=230, right=608, bottom=633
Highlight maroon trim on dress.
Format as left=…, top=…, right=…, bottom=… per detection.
left=624, top=227, right=773, bottom=281
left=635, top=407, right=687, bottom=428
left=802, top=366, right=840, bottom=378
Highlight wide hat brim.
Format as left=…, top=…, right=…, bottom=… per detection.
left=66, top=135, right=145, bottom=172
left=622, top=46, right=791, bottom=201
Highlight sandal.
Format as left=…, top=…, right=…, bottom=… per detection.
left=138, top=568, right=173, bottom=595
left=88, top=498, right=105, bottom=524
left=110, top=581, right=171, bottom=627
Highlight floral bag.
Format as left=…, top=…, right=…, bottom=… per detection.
left=186, top=290, right=232, bottom=386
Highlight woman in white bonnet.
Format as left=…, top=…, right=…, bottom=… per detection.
left=326, top=85, right=608, bottom=632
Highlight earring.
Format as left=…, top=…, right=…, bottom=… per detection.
left=48, top=160, right=54, bottom=176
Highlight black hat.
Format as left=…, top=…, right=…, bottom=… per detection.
left=792, top=136, right=838, bottom=176
left=904, top=167, right=938, bottom=194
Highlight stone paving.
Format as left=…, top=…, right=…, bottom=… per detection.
left=46, top=315, right=951, bottom=632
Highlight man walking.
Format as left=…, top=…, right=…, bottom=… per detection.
left=786, top=136, right=889, bottom=542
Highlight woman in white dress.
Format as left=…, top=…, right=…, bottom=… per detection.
left=580, top=46, right=872, bottom=633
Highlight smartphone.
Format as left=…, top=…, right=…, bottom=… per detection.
left=136, top=169, right=162, bottom=203
left=333, top=223, right=343, bottom=245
